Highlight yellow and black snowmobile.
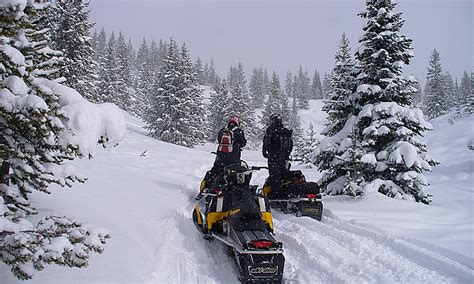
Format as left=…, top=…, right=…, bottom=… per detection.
left=193, top=162, right=285, bottom=284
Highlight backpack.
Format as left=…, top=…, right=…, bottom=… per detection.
left=218, top=128, right=233, bottom=153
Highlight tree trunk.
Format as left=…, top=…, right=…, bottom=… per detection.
left=1, top=161, right=9, bottom=185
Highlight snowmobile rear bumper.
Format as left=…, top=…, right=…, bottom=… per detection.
left=212, top=229, right=284, bottom=283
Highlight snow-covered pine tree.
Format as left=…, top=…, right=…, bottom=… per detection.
left=423, top=49, right=448, bottom=119
left=281, top=89, right=290, bottom=128
left=457, top=70, right=472, bottom=114
left=261, top=72, right=283, bottom=125
left=135, top=38, right=154, bottom=118
left=145, top=40, right=206, bottom=147
left=96, top=28, right=107, bottom=61
left=285, top=71, right=295, bottom=98
left=412, top=79, right=423, bottom=106
left=52, top=0, right=98, bottom=101
left=112, top=32, right=133, bottom=111
left=288, top=97, right=302, bottom=140
left=263, top=69, right=271, bottom=98
left=249, top=68, right=266, bottom=108
left=293, top=123, right=319, bottom=167
left=157, top=39, right=167, bottom=67
left=97, top=32, right=120, bottom=103
left=350, top=0, right=436, bottom=203
left=321, top=72, right=333, bottom=99
left=91, top=29, right=98, bottom=59
left=443, top=72, right=455, bottom=110
left=203, top=62, right=210, bottom=84
left=25, top=1, right=62, bottom=80
left=321, top=33, right=356, bottom=137
left=315, top=32, right=360, bottom=196
left=178, top=44, right=207, bottom=144
left=0, top=1, right=109, bottom=279
left=294, top=66, right=311, bottom=109
left=311, top=69, right=323, bottom=99
left=149, top=40, right=159, bottom=71
left=194, top=57, right=205, bottom=85
left=208, top=60, right=218, bottom=88
left=208, top=78, right=230, bottom=141
left=227, top=63, right=259, bottom=142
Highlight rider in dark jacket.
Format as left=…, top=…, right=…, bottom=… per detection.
left=208, top=116, right=247, bottom=182
left=263, top=113, right=293, bottom=196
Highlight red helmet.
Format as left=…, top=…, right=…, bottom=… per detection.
left=228, top=115, right=240, bottom=126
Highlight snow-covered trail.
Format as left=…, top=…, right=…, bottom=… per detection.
left=276, top=213, right=473, bottom=283
left=2, top=113, right=473, bottom=283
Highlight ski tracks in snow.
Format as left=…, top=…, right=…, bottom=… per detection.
left=145, top=180, right=473, bottom=283
left=275, top=211, right=474, bottom=283
left=147, top=185, right=239, bottom=284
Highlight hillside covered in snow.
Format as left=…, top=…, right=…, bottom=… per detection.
left=1, top=101, right=472, bottom=283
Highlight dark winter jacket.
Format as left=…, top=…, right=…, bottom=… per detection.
left=262, top=123, right=293, bottom=159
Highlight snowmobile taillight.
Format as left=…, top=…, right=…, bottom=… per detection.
left=306, top=194, right=317, bottom=199
left=249, top=240, right=274, bottom=249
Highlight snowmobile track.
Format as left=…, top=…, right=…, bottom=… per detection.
left=273, top=211, right=473, bottom=283
left=149, top=184, right=473, bottom=284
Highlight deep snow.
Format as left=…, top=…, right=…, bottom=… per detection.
left=1, top=102, right=473, bottom=283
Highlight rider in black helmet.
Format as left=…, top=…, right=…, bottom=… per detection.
left=262, top=113, right=293, bottom=196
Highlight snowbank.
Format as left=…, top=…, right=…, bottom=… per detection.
left=35, top=78, right=126, bottom=157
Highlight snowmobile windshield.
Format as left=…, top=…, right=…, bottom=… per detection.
left=223, top=164, right=252, bottom=186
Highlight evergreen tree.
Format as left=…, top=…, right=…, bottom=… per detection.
left=281, top=89, right=290, bottom=127
left=0, top=2, right=108, bottom=279
left=208, top=60, right=218, bottom=87
left=149, top=39, right=160, bottom=74
left=96, top=28, right=107, bottom=60
left=203, top=62, right=210, bottom=85
left=412, top=79, right=423, bottom=106
left=443, top=71, right=455, bottom=110
left=249, top=68, right=266, bottom=108
left=293, top=123, right=319, bottom=167
left=457, top=70, right=473, bottom=114
left=294, top=66, right=311, bottom=109
left=208, top=78, right=230, bottom=141
left=263, top=69, right=271, bottom=98
left=318, top=0, right=436, bottom=204
left=25, top=2, right=62, bottom=80
left=262, top=72, right=283, bottom=125
left=321, top=33, right=356, bottom=137
left=136, top=38, right=154, bottom=118
left=194, top=57, right=205, bottom=85
left=52, top=0, right=98, bottom=101
left=97, top=32, right=120, bottom=103
left=226, top=63, right=259, bottom=141
left=113, top=32, right=133, bottom=111
left=285, top=71, right=295, bottom=98
left=316, top=33, right=358, bottom=195
left=322, top=72, right=333, bottom=99
left=145, top=40, right=206, bottom=147
left=423, top=49, right=447, bottom=118
left=311, top=69, right=323, bottom=99
left=355, top=0, right=435, bottom=203
left=288, top=97, right=302, bottom=140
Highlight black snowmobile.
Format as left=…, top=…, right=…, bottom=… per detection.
left=262, top=162, right=323, bottom=221
left=193, top=162, right=285, bottom=284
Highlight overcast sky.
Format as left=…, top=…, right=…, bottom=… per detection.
left=90, top=0, right=472, bottom=84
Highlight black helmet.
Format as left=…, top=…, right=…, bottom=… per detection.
left=270, top=113, right=282, bottom=125
left=223, top=164, right=252, bottom=186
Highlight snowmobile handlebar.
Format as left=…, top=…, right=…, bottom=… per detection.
left=249, top=166, right=268, bottom=171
